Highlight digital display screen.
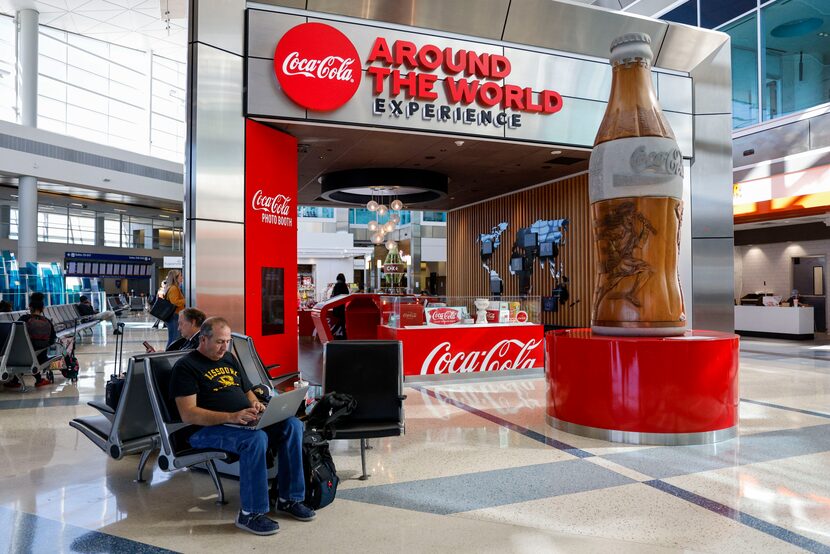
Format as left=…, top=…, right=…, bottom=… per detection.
left=82, top=262, right=91, bottom=274
left=510, top=256, right=525, bottom=272
left=490, top=278, right=502, bottom=295
left=523, top=232, right=538, bottom=248
left=67, top=261, right=77, bottom=273
left=106, top=263, right=114, bottom=275
left=540, top=242, right=555, bottom=257
left=481, top=240, right=493, bottom=256
left=262, top=267, right=285, bottom=336
left=90, top=262, right=99, bottom=274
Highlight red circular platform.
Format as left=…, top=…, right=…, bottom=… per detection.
left=546, top=329, right=739, bottom=445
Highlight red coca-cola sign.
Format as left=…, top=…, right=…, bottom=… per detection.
left=420, top=338, right=542, bottom=375
left=274, top=22, right=362, bottom=111
left=516, top=311, right=528, bottom=323
left=427, top=308, right=460, bottom=325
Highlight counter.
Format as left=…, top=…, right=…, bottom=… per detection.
left=734, top=305, right=814, bottom=340
left=378, top=323, right=544, bottom=381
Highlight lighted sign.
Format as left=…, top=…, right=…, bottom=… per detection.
left=273, top=23, right=563, bottom=130
left=273, top=23, right=362, bottom=111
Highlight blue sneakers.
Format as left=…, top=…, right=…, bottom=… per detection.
left=235, top=511, right=280, bottom=535
left=276, top=500, right=317, bottom=521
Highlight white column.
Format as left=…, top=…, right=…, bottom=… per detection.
left=16, top=9, right=39, bottom=265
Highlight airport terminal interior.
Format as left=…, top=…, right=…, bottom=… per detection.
left=1, top=0, right=830, bottom=552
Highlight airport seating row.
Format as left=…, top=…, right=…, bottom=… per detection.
left=0, top=321, right=64, bottom=390
left=0, top=303, right=100, bottom=338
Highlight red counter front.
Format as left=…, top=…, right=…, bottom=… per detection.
left=379, top=323, right=544, bottom=378
left=546, top=329, right=739, bottom=445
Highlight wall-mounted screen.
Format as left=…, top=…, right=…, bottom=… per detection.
left=67, top=261, right=77, bottom=273
left=106, top=263, right=113, bottom=275
left=490, top=278, right=502, bottom=295
left=481, top=240, right=493, bottom=256
left=523, top=232, right=538, bottom=248
left=262, top=267, right=285, bottom=336
left=510, top=256, right=525, bottom=272
left=540, top=242, right=556, bottom=257
left=91, top=262, right=100, bottom=274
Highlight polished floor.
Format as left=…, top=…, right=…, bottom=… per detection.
left=1, top=314, right=829, bottom=553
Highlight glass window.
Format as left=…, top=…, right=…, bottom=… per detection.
left=422, top=211, right=446, bottom=223
left=0, top=16, right=17, bottom=123
left=661, top=1, right=697, bottom=26
left=722, top=13, right=760, bottom=128
left=103, top=215, right=121, bottom=247
left=761, top=0, right=830, bottom=120
left=700, top=0, right=756, bottom=29
left=298, top=206, right=335, bottom=219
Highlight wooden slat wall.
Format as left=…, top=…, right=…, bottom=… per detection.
left=447, top=172, right=593, bottom=328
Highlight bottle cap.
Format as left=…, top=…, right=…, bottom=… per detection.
left=610, top=33, right=653, bottom=65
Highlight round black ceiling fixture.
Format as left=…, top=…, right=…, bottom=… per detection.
left=318, top=168, right=448, bottom=206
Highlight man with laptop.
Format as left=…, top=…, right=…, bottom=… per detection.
left=170, top=316, right=315, bottom=536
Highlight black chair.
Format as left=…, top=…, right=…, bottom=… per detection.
left=231, top=333, right=298, bottom=392
left=323, top=340, right=406, bottom=480
left=144, top=351, right=234, bottom=503
left=70, top=354, right=159, bottom=482
left=0, top=321, right=62, bottom=390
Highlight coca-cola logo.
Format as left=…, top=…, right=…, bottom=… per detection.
left=420, top=339, right=542, bottom=375
left=486, top=309, right=499, bottom=323
left=516, top=311, right=528, bottom=323
left=428, top=308, right=460, bottom=325
left=274, top=23, right=362, bottom=112
left=630, top=145, right=683, bottom=177
left=252, top=189, right=292, bottom=227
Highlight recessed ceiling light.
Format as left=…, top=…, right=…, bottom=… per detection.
left=159, top=214, right=170, bottom=218
left=819, top=32, right=830, bottom=38
left=550, top=150, right=562, bottom=155
left=70, top=202, right=83, bottom=207
left=454, top=140, right=464, bottom=146
left=114, top=208, right=127, bottom=213
left=10, top=194, right=17, bottom=198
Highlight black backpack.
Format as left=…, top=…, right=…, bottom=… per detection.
left=302, top=392, right=357, bottom=509
left=302, top=431, right=339, bottom=510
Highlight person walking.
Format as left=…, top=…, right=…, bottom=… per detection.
left=161, top=270, right=186, bottom=347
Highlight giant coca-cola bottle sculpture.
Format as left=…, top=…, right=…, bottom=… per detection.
left=589, top=33, right=685, bottom=336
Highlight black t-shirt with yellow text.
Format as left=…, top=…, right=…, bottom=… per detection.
left=170, top=350, right=253, bottom=413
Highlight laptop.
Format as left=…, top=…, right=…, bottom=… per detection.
left=225, top=386, right=309, bottom=430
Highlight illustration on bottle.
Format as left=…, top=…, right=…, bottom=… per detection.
left=589, top=33, right=686, bottom=337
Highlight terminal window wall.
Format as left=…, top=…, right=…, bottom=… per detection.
left=723, top=13, right=760, bottom=129
left=0, top=17, right=15, bottom=123
left=349, top=208, right=411, bottom=225
left=0, top=14, right=187, bottom=162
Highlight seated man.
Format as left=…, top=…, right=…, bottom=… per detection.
left=77, top=295, right=122, bottom=335
left=170, top=317, right=315, bottom=536
left=7, top=292, right=56, bottom=388
left=145, top=307, right=205, bottom=353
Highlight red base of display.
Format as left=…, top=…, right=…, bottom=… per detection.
left=546, top=329, right=739, bottom=437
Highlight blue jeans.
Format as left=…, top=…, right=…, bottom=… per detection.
left=189, top=417, right=305, bottom=514
left=166, top=312, right=180, bottom=346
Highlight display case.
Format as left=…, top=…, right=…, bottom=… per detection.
left=380, top=295, right=541, bottom=328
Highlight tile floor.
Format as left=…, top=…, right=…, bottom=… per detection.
left=1, top=315, right=829, bottom=553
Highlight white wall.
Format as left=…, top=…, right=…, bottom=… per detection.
left=735, top=239, right=829, bottom=324
left=421, top=237, right=447, bottom=262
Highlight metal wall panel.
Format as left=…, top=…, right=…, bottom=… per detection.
left=306, top=0, right=511, bottom=40
left=247, top=10, right=305, bottom=59
left=809, top=112, right=830, bottom=151
left=657, top=72, right=692, bottom=114
left=504, top=96, right=604, bottom=148
left=664, top=111, right=693, bottom=158
left=656, top=22, right=729, bottom=76
left=688, top=41, right=731, bottom=116
left=246, top=58, right=307, bottom=118
left=503, top=0, right=668, bottom=66
left=504, top=48, right=611, bottom=102
left=691, top=237, right=735, bottom=332
left=732, top=120, right=810, bottom=169
left=690, top=114, right=733, bottom=238
left=192, top=0, right=246, bottom=55
left=191, top=220, right=246, bottom=331
left=189, top=44, right=245, bottom=223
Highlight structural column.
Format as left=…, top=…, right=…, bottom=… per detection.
left=16, top=9, right=39, bottom=265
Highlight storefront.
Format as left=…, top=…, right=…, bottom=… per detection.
left=184, top=0, right=734, bottom=377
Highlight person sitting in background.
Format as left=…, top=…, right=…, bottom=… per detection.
left=5, top=292, right=56, bottom=389
left=77, top=295, right=122, bottom=335
left=145, top=307, right=205, bottom=353
left=171, top=317, right=315, bottom=535
left=0, top=300, right=11, bottom=312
